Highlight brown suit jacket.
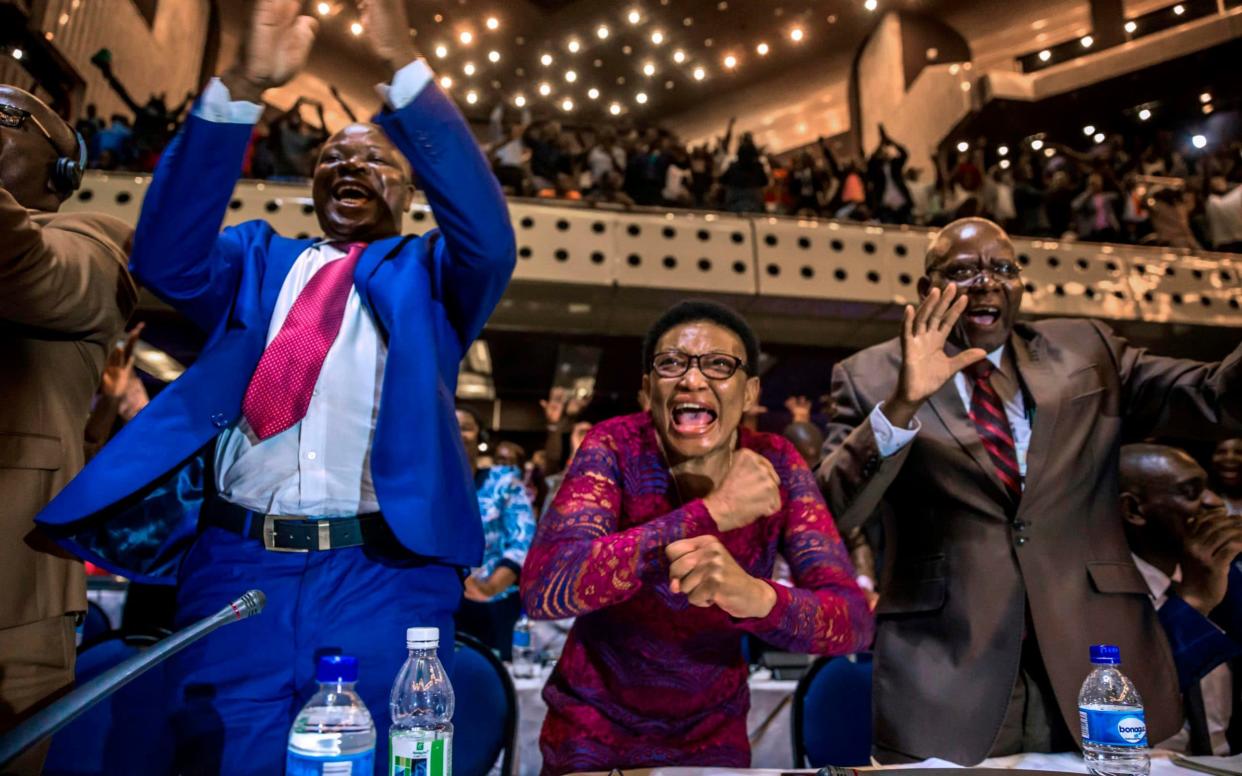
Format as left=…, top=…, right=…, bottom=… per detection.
left=0, top=188, right=136, bottom=631
left=818, top=318, right=1242, bottom=765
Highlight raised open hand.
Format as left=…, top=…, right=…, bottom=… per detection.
left=359, top=0, right=419, bottom=71
left=883, top=284, right=987, bottom=428
left=785, top=395, right=813, bottom=424
left=222, top=0, right=318, bottom=102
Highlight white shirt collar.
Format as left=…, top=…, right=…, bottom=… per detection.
left=1131, top=552, right=1182, bottom=605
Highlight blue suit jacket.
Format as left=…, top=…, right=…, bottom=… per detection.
left=35, top=82, right=516, bottom=582
left=1160, top=566, right=1242, bottom=690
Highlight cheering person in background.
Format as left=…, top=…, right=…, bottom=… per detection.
left=522, top=300, right=872, bottom=775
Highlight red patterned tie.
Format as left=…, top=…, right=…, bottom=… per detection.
left=966, top=361, right=1023, bottom=503
left=241, top=242, right=367, bottom=440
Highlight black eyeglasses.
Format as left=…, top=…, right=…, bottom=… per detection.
left=0, top=103, right=68, bottom=156
left=651, top=351, right=747, bottom=380
left=933, top=260, right=1022, bottom=285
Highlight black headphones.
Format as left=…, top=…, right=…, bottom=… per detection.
left=51, top=130, right=86, bottom=196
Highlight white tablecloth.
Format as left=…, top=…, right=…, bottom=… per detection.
left=511, top=667, right=798, bottom=776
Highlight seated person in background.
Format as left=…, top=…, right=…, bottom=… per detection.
left=521, top=300, right=873, bottom=775
left=1211, top=439, right=1242, bottom=517
left=456, top=407, right=536, bottom=659
left=1121, top=443, right=1242, bottom=755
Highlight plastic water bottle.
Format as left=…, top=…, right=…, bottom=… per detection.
left=286, top=655, right=376, bottom=776
left=1079, top=644, right=1150, bottom=776
left=511, top=614, right=535, bottom=678
left=389, top=627, right=454, bottom=776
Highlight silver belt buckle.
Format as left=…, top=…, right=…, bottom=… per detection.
left=262, top=515, right=312, bottom=552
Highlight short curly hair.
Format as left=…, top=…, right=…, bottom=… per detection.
left=641, top=300, right=760, bottom=376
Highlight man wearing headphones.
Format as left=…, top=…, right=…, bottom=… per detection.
left=0, top=84, right=136, bottom=774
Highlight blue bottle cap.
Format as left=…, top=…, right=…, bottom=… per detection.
left=317, top=655, right=359, bottom=683
left=1090, top=644, right=1121, bottom=665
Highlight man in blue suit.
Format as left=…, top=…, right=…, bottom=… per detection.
left=35, top=0, right=515, bottom=772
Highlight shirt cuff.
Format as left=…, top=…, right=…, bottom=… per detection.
left=192, top=77, right=264, bottom=125
left=375, top=59, right=435, bottom=111
left=870, top=401, right=920, bottom=458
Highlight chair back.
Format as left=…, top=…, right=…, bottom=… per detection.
left=44, top=634, right=173, bottom=776
left=450, top=632, right=517, bottom=776
left=791, top=653, right=873, bottom=767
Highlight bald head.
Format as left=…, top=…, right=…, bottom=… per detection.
left=1120, top=444, right=1197, bottom=496
left=0, top=85, right=79, bottom=211
left=925, top=217, right=1012, bottom=271
left=310, top=122, right=415, bottom=242
left=783, top=421, right=825, bottom=468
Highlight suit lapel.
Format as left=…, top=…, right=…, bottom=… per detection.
left=1011, top=327, right=1060, bottom=501
left=926, top=375, right=1010, bottom=504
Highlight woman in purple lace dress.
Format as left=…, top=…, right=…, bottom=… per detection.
left=521, top=301, right=875, bottom=775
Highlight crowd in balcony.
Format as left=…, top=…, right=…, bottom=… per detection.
left=72, top=70, right=1242, bottom=254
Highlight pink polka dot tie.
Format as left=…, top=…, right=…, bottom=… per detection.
left=241, top=242, right=367, bottom=440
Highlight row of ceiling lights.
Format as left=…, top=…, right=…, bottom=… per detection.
left=1034, top=3, right=1189, bottom=63
left=321, top=0, right=882, bottom=113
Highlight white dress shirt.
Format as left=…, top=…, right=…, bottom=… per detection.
left=1133, top=553, right=1234, bottom=755
left=197, top=60, right=435, bottom=517
left=871, top=346, right=1032, bottom=482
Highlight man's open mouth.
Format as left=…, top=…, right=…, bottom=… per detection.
left=964, top=305, right=1001, bottom=327
left=670, top=402, right=718, bottom=436
left=331, top=180, right=376, bottom=207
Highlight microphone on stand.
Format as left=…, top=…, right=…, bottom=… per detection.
left=0, top=589, right=266, bottom=770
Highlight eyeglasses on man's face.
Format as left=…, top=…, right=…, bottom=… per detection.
left=932, top=258, right=1023, bottom=285
left=651, top=351, right=747, bottom=380
left=0, top=103, right=66, bottom=156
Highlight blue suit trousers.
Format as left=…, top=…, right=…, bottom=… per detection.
left=165, top=525, right=461, bottom=776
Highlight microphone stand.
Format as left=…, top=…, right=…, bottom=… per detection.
left=0, top=589, right=266, bottom=770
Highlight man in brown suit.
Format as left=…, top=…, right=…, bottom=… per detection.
left=818, top=216, right=1241, bottom=764
left=0, top=85, right=136, bottom=772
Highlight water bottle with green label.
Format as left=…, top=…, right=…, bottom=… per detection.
left=389, top=627, right=453, bottom=776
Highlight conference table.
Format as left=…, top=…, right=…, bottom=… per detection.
left=512, top=666, right=800, bottom=776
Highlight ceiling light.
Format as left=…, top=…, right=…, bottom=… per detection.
left=790, top=26, right=805, bottom=41
left=1080, top=35, right=1093, bottom=47
left=597, top=25, right=610, bottom=39
left=538, top=82, right=552, bottom=96
left=956, top=141, right=969, bottom=153
left=998, top=145, right=1009, bottom=156
left=864, top=0, right=878, bottom=11
left=1203, top=104, right=1214, bottom=115
left=588, top=87, right=600, bottom=99
left=568, top=39, right=581, bottom=53
left=665, top=80, right=674, bottom=89
left=926, top=47, right=939, bottom=60
left=692, top=66, right=706, bottom=80
left=463, top=62, right=476, bottom=76
left=561, top=98, right=574, bottom=111
left=1200, top=92, right=1212, bottom=103
left=540, top=53, right=553, bottom=66
left=627, top=9, right=641, bottom=24
left=609, top=102, right=622, bottom=115
left=623, top=45, right=633, bottom=55
left=435, top=44, right=449, bottom=58
left=1093, top=132, right=1105, bottom=143
left=12, top=48, right=23, bottom=60
left=514, top=94, right=526, bottom=107
left=999, top=159, right=1011, bottom=169
left=459, top=31, right=473, bottom=45
left=316, top=2, right=331, bottom=15
left=434, top=13, right=443, bottom=22
left=756, top=42, right=769, bottom=55
left=350, top=21, right=364, bottom=36
left=466, top=90, right=478, bottom=104
left=617, top=75, right=626, bottom=84
left=1043, top=147, right=1056, bottom=157
left=488, top=50, right=500, bottom=63
left=1173, top=4, right=1185, bottom=14
left=636, top=91, right=648, bottom=104
left=642, top=62, right=656, bottom=76
left=651, top=30, right=665, bottom=45
left=1138, top=108, right=1152, bottom=121
left=673, top=49, right=686, bottom=63
left=565, top=69, right=578, bottom=82
left=1124, top=20, right=1137, bottom=33
left=1038, top=49, right=1051, bottom=62
left=723, top=54, right=737, bottom=69
left=1192, top=134, right=1207, bottom=149
left=1083, top=124, right=1095, bottom=136
left=486, top=17, right=500, bottom=30
left=440, top=75, right=453, bottom=88
left=1031, top=138, right=1045, bottom=151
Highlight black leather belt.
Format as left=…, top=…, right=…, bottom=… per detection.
left=200, top=497, right=387, bottom=552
